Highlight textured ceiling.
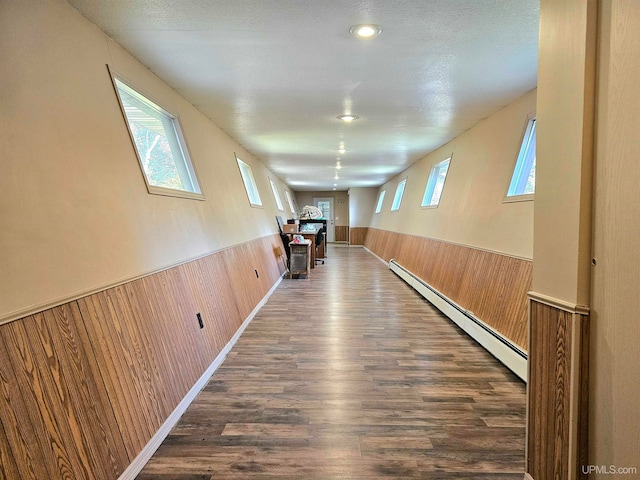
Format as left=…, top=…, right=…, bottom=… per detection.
left=68, top=0, right=539, bottom=191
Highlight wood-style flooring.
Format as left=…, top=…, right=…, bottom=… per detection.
left=136, top=245, right=526, bottom=479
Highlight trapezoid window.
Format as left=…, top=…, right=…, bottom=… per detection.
left=111, top=73, right=203, bottom=200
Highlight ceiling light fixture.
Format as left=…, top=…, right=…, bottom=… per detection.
left=334, top=172, right=339, bottom=180
left=338, top=148, right=346, bottom=154
left=337, top=114, right=358, bottom=122
left=350, top=24, right=382, bottom=39
left=336, top=161, right=342, bottom=169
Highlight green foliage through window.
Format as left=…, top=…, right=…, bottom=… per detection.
left=113, top=75, right=202, bottom=197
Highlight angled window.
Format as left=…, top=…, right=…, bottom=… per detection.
left=270, top=179, right=284, bottom=211
left=391, top=179, right=407, bottom=212
left=506, top=116, right=536, bottom=200
left=375, top=190, right=386, bottom=214
left=284, top=190, right=296, bottom=215
left=236, top=156, right=262, bottom=206
left=421, top=157, right=451, bottom=207
left=111, top=74, right=203, bottom=199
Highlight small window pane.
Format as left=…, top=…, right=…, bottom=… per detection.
left=113, top=76, right=202, bottom=197
left=375, top=190, right=386, bottom=214
left=391, top=179, right=406, bottom=212
left=237, top=157, right=262, bottom=206
left=270, top=180, right=284, bottom=211
left=422, top=158, right=451, bottom=207
left=284, top=190, right=296, bottom=214
left=507, top=117, right=536, bottom=197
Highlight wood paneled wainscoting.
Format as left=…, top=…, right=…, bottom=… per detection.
left=334, top=225, right=349, bottom=242
left=349, top=227, right=368, bottom=245
left=0, top=234, right=285, bottom=480
left=526, top=297, right=589, bottom=480
left=364, top=228, right=532, bottom=378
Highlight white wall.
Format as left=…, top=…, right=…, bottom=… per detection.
left=370, top=89, right=536, bottom=259
left=0, top=0, right=291, bottom=322
left=348, top=187, right=377, bottom=229
left=590, top=0, right=640, bottom=473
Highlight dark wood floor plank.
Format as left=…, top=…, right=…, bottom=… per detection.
left=136, top=245, right=526, bottom=479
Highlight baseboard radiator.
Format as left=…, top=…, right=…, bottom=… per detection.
left=389, top=259, right=527, bottom=381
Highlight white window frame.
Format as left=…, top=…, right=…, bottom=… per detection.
left=270, top=179, right=284, bottom=211
left=505, top=115, right=536, bottom=202
left=284, top=190, right=297, bottom=215
left=109, top=69, right=204, bottom=200
left=375, top=190, right=386, bottom=214
left=236, top=155, right=263, bottom=207
left=391, top=179, right=407, bottom=212
left=421, top=156, right=451, bottom=208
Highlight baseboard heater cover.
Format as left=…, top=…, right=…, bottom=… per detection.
left=389, top=259, right=527, bottom=382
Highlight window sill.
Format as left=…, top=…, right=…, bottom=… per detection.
left=503, top=193, right=534, bottom=203
left=147, top=185, right=205, bottom=201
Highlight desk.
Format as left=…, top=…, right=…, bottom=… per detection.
left=299, top=220, right=327, bottom=257
left=289, top=225, right=322, bottom=268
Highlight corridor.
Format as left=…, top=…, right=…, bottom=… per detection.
left=137, top=246, right=526, bottom=479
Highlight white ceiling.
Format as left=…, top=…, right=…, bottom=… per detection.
left=68, top=0, right=539, bottom=191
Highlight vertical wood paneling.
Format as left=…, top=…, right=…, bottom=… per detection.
left=349, top=227, right=368, bottom=245
left=334, top=225, right=349, bottom=242
left=0, top=421, right=20, bottom=480
left=526, top=300, right=589, bottom=480
left=78, top=287, right=165, bottom=458
left=364, top=228, right=531, bottom=349
left=0, top=303, right=128, bottom=479
left=222, top=244, right=265, bottom=322
left=0, top=334, right=50, bottom=480
left=180, top=255, right=239, bottom=355
left=0, top=234, right=283, bottom=479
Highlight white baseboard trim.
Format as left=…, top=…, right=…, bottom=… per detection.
left=118, top=275, right=283, bottom=480
left=389, top=259, right=527, bottom=382
left=362, top=246, right=389, bottom=266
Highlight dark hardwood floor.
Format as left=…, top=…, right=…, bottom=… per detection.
left=136, top=245, right=526, bottom=479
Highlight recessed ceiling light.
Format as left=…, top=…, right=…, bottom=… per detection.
left=337, top=114, right=358, bottom=122
left=336, top=161, right=342, bottom=170
left=350, top=24, right=382, bottom=39
left=338, top=148, right=346, bottom=154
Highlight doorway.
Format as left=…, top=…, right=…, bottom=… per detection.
left=313, top=197, right=334, bottom=242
